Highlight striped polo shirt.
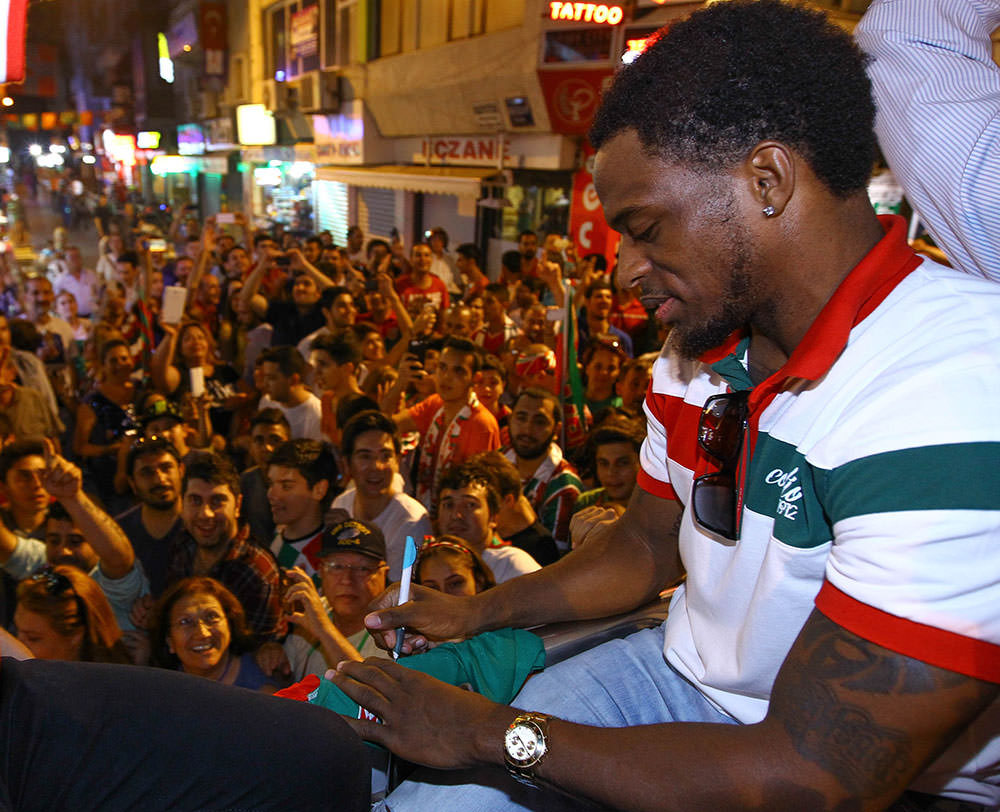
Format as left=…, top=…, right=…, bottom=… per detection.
left=642, top=216, right=1000, bottom=800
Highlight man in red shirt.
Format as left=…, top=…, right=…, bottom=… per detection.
left=389, top=337, right=500, bottom=510
left=395, top=243, right=450, bottom=313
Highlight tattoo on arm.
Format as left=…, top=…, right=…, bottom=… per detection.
left=774, top=611, right=995, bottom=804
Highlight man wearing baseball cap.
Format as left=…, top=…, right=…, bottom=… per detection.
left=271, top=518, right=391, bottom=681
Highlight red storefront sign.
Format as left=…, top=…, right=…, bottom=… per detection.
left=537, top=68, right=613, bottom=136
left=568, top=142, right=618, bottom=268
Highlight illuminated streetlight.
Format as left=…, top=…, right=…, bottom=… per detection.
left=1, top=97, right=12, bottom=107
left=28, top=144, right=41, bottom=157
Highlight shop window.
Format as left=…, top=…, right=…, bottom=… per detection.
left=270, top=5, right=288, bottom=78
left=450, top=0, right=486, bottom=40
left=485, top=0, right=523, bottom=32
left=543, top=28, right=614, bottom=63
left=501, top=184, right=570, bottom=243
left=379, top=0, right=402, bottom=57
left=339, top=0, right=360, bottom=65
left=419, top=0, right=449, bottom=50
left=266, top=0, right=336, bottom=78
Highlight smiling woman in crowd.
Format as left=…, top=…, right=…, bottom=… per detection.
left=150, top=576, right=280, bottom=692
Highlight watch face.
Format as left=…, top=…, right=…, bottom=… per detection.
left=505, top=723, right=542, bottom=764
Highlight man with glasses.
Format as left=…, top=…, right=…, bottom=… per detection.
left=275, top=518, right=391, bottom=681
left=334, top=3, right=1000, bottom=811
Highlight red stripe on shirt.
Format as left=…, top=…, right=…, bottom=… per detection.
left=645, top=390, right=710, bottom=475
left=637, top=469, right=678, bottom=501
left=815, top=581, right=1000, bottom=683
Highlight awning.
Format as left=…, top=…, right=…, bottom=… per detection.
left=315, top=164, right=504, bottom=198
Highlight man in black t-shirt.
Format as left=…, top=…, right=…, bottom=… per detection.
left=114, top=436, right=184, bottom=597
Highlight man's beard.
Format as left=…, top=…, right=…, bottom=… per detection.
left=512, top=432, right=554, bottom=462
left=670, top=230, right=759, bottom=361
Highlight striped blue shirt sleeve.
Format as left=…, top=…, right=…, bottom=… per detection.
left=856, top=0, right=1000, bottom=283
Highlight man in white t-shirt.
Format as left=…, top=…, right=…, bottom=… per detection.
left=330, top=411, right=431, bottom=581
left=258, top=345, right=323, bottom=441
left=435, top=461, right=539, bottom=584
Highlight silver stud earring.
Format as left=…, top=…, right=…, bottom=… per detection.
left=762, top=205, right=776, bottom=217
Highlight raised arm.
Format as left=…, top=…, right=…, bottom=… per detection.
left=41, top=439, right=135, bottom=579
left=288, top=248, right=334, bottom=291
left=150, top=322, right=182, bottom=394
left=282, top=568, right=364, bottom=664
left=185, top=221, right=216, bottom=296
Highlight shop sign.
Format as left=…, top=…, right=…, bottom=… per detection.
left=178, top=123, right=206, bottom=156
left=254, top=166, right=283, bottom=186
left=548, top=2, right=624, bottom=25
left=537, top=68, right=613, bottom=135
left=137, top=131, right=162, bottom=149
left=569, top=143, right=617, bottom=267
left=200, top=2, right=227, bottom=77
left=419, top=136, right=513, bottom=167
left=290, top=6, right=319, bottom=60
left=473, top=101, right=503, bottom=131
left=205, top=117, right=237, bottom=151
left=241, top=145, right=295, bottom=163
left=198, top=156, right=228, bottom=174
left=236, top=104, right=277, bottom=146
left=151, top=155, right=197, bottom=176
left=312, top=101, right=364, bottom=164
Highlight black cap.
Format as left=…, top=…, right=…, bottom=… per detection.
left=319, top=519, right=386, bottom=562
left=140, top=399, right=184, bottom=428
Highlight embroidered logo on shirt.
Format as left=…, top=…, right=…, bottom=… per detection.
left=765, top=466, right=803, bottom=520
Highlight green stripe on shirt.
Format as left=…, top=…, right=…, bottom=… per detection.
left=822, top=442, right=1000, bottom=523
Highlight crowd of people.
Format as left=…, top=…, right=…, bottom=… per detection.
left=0, top=183, right=655, bottom=692
left=1, top=0, right=999, bottom=809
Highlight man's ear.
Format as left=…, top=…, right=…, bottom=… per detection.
left=312, top=479, right=330, bottom=503
left=746, top=141, right=795, bottom=218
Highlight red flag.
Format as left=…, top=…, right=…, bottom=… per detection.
left=0, top=0, right=27, bottom=84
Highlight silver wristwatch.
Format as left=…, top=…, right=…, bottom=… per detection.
left=503, top=712, right=552, bottom=786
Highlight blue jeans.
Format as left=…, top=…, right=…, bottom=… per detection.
left=378, top=624, right=738, bottom=811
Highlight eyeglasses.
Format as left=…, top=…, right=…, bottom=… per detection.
left=31, top=565, right=74, bottom=596
left=691, top=391, right=750, bottom=541
left=172, top=610, right=227, bottom=632
left=320, top=561, right=385, bottom=579
left=30, top=565, right=87, bottom=621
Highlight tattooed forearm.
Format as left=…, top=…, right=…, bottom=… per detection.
left=782, top=672, right=911, bottom=797
left=770, top=611, right=999, bottom=807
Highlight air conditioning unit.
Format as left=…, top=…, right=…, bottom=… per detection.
left=262, top=79, right=297, bottom=112
left=296, top=74, right=322, bottom=113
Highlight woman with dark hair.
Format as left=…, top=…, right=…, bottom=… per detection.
left=73, top=336, right=137, bottom=511
left=415, top=535, right=496, bottom=598
left=151, top=319, right=245, bottom=441
left=15, top=564, right=131, bottom=663
left=150, top=577, right=280, bottom=692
